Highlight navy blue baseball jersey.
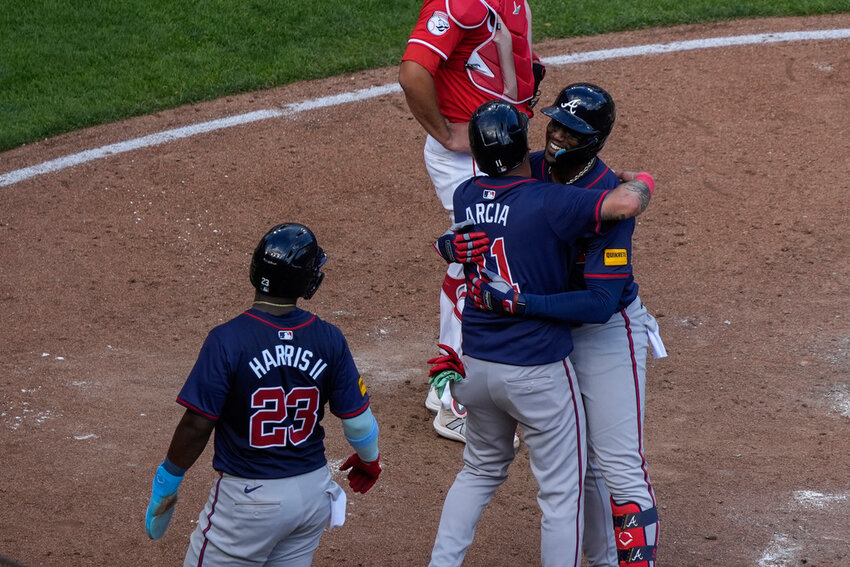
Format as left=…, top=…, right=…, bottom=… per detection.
left=453, top=174, right=609, bottom=365
left=529, top=151, right=639, bottom=311
left=177, top=307, right=370, bottom=479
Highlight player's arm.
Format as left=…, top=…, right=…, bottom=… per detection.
left=469, top=269, right=623, bottom=323
left=521, top=278, right=624, bottom=323
left=398, top=59, right=470, bottom=152
left=145, top=409, right=215, bottom=540
left=165, top=409, right=216, bottom=470
left=341, top=406, right=379, bottom=462
left=599, top=172, right=655, bottom=221
left=339, top=407, right=382, bottom=494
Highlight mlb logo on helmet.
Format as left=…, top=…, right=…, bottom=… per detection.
left=278, top=330, right=293, bottom=341
left=483, top=190, right=496, bottom=200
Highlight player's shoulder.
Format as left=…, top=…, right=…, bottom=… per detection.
left=539, top=178, right=600, bottom=210
left=447, top=0, right=489, bottom=28
left=588, top=158, right=620, bottom=187
left=300, top=312, right=350, bottom=344
left=528, top=150, right=547, bottom=180
left=207, top=310, right=256, bottom=336
left=455, top=174, right=487, bottom=197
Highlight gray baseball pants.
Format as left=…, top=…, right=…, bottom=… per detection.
left=429, top=356, right=586, bottom=567
left=183, top=466, right=341, bottom=567
left=572, top=297, right=660, bottom=566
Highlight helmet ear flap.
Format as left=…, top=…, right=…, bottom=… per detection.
left=302, top=271, right=324, bottom=300
left=300, top=249, right=326, bottom=300
left=554, top=133, right=604, bottom=169
left=540, top=82, right=615, bottom=166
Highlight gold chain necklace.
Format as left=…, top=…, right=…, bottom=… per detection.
left=549, top=158, right=596, bottom=185
left=253, top=301, right=295, bottom=308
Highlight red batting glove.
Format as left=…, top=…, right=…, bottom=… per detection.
left=427, top=343, right=464, bottom=377
left=434, top=220, right=490, bottom=264
left=340, top=453, right=382, bottom=494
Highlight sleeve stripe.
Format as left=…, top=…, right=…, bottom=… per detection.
left=584, top=273, right=630, bottom=279
left=177, top=398, right=219, bottom=421
left=594, top=190, right=610, bottom=233
left=333, top=399, right=371, bottom=420
left=407, top=38, right=449, bottom=60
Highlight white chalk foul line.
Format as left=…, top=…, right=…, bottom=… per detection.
left=1, top=29, right=848, bottom=188
left=543, top=28, right=850, bottom=65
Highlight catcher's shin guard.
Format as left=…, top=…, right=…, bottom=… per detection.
left=612, top=500, right=658, bottom=566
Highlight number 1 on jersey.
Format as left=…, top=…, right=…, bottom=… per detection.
left=488, top=237, right=521, bottom=293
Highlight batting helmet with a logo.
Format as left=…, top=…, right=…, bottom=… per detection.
left=541, top=82, right=615, bottom=167
left=250, top=223, right=326, bottom=299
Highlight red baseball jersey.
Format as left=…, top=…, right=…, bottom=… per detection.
left=402, top=0, right=536, bottom=122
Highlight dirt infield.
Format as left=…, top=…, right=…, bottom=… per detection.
left=2, top=13, right=850, bottom=567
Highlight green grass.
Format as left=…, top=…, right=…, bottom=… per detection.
left=0, top=0, right=847, bottom=151
left=532, top=0, right=848, bottom=38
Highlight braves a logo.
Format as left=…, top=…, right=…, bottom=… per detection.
left=561, top=99, right=582, bottom=114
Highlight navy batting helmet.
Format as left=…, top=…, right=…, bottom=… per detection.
left=250, top=223, right=326, bottom=300
left=468, top=100, right=529, bottom=177
left=541, top=82, right=615, bottom=166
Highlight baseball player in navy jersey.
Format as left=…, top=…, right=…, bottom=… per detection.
left=144, top=223, right=382, bottom=567
left=428, top=100, right=654, bottom=567
left=399, top=0, right=545, bottom=442
left=469, top=84, right=665, bottom=567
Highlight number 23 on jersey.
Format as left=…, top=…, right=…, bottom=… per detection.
left=250, top=386, right=320, bottom=448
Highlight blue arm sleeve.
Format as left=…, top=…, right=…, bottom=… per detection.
left=523, top=277, right=626, bottom=324
left=341, top=406, right=379, bottom=462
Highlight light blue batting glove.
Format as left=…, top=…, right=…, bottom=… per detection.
left=145, top=462, right=184, bottom=540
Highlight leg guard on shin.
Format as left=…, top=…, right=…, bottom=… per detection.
left=611, top=500, right=658, bottom=566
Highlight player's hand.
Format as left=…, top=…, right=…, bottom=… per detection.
left=614, top=170, right=639, bottom=182
left=530, top=60, right=546, bottom=108
left=427, top=343, right=464, bottom=376
left=614, top=170, right=655, bottom=197
left=340, top=453, right=382, bottom=494
left=443, top=121, right=472, bottom=153
left=435, top=219, right=490, bottom=264
left=469, top=269, right=526, bottom=315
left=427, top=343, right=464, bottom=398
left=533, top=61, right=546, bottom=92
left=145, top=462, right=184, bottom=540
